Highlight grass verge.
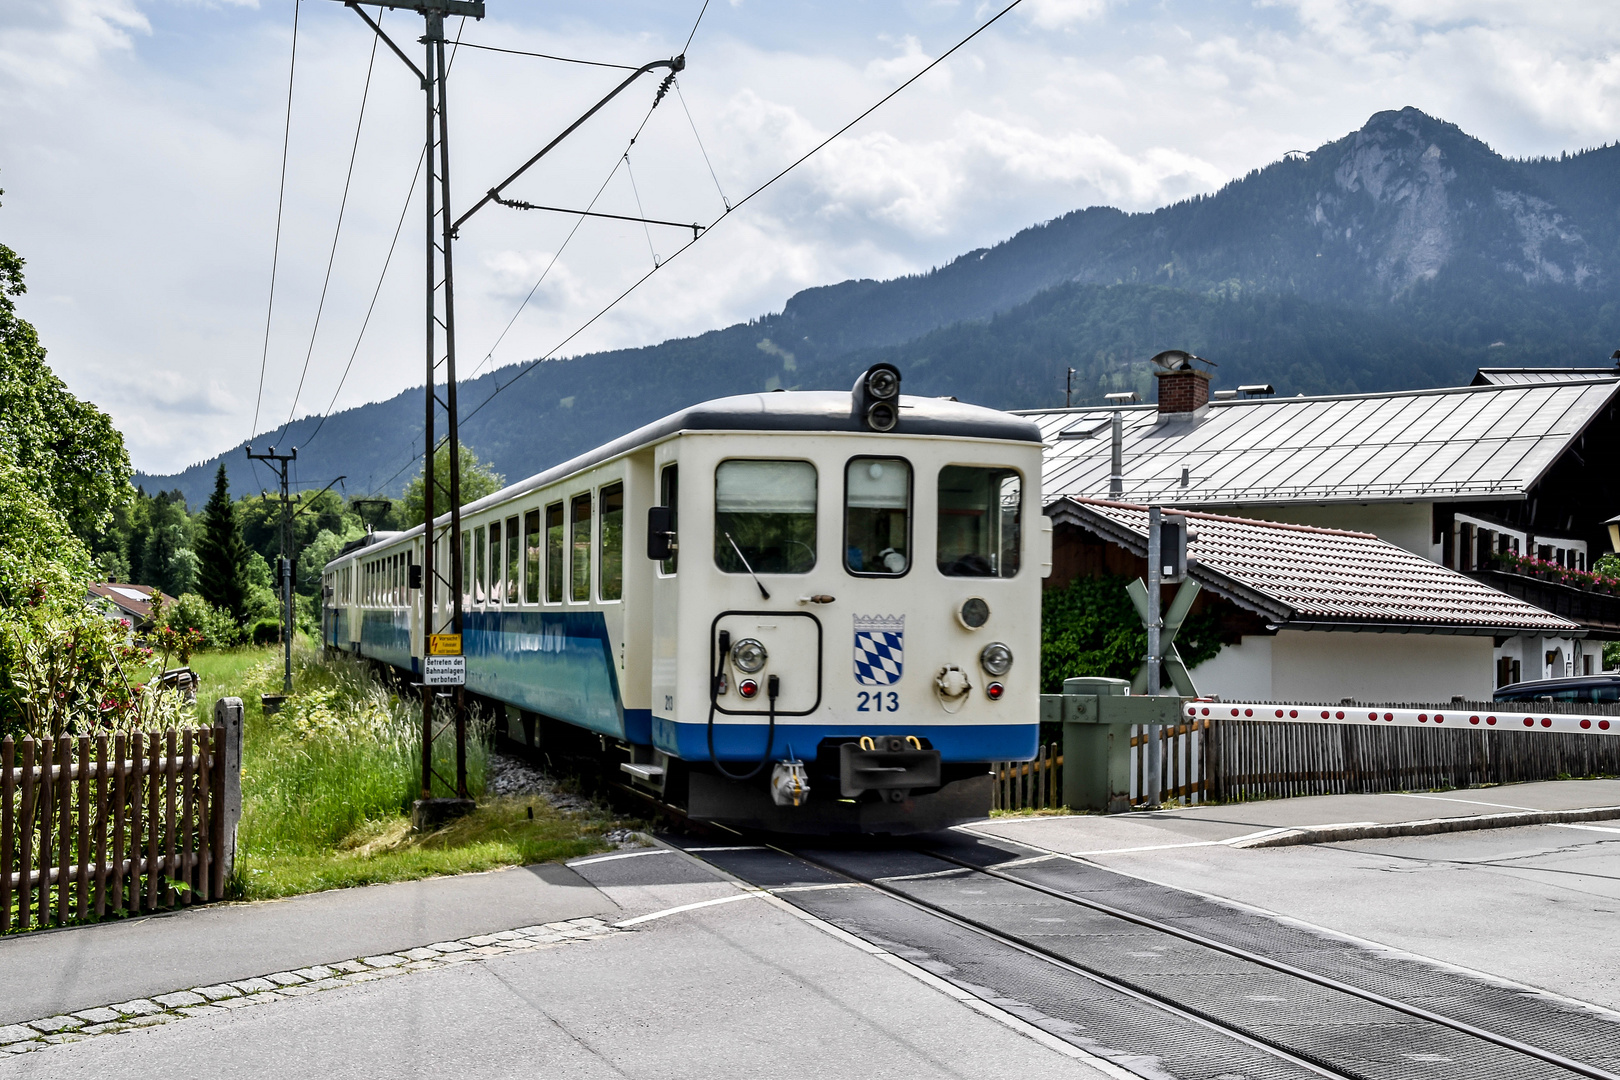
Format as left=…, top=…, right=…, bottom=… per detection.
left=192, top=643, right=615, bottom=901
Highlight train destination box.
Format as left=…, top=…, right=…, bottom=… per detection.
left=424, top=655, right=466, bottom=686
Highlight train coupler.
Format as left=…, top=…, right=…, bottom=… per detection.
left=771, top=759, right=812, bottom=807
left=839, top=737, right=941, bottom=800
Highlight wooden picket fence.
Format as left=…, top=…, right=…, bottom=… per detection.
left=1, top=723, right=237, bottom=933
left=993, top=713, right=1620, bottom=811
left=994, top=742, right=1063, bottom=811
left=1205, top=719, right=1620, bottom=802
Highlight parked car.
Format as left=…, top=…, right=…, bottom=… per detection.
left=1494, top=674, right=1620, bottom=703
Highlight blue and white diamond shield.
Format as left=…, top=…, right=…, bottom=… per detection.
left=853, top=614, right=904, bottom=686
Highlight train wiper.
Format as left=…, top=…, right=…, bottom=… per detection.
left=724, top=532, right=771, bottom=600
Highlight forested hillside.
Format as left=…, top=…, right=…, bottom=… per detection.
left=140, top=107, right=1620, bottom=505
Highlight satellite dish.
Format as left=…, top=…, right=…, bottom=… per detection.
left=1149, top=349, right=1215, bottom=371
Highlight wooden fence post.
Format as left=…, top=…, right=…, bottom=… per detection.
left=1, top=735, right=11, bottom=934
left=214, top=698, right=244, bottom=887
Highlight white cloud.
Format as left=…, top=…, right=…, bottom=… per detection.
left=6, top=0, right=1620, bottom=473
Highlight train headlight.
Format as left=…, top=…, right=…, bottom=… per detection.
left=979, top=642, right=1013, bottom=677
left=731, top=637, right=768, bottom=674
left=957, top=597, right=990, bottom=630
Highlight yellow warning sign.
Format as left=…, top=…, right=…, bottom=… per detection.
left=428, top=634, right=462, bottom=656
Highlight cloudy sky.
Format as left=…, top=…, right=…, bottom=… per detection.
left=4, top=0, right=1619, bottom=475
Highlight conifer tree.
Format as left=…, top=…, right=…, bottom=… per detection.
left=195, top=464, right=248, bottom=620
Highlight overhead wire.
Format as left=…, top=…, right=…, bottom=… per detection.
left=300, top=144, right=426, bottom=452
left=277, top=15, right=382, bottom=444
left=463, top=5, right=703, bottom=384
left=248, top=0, right=302, bottom=494
left=674, top=80, right=730, bottom=210
left=373, top=0, right=1023, bottom=491
left=454, top=0, right=1028, bottom=433
left=452, top=41, right=638, bottom=70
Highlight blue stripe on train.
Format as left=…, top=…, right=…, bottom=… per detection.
left=354, top=608, right=631, bottom=739
left=654, top=718, right=1036, bottom=764
left=463, top=610, right=628, bottom=740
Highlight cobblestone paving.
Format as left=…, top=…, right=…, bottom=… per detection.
left=0, top=917, right=619, bottom=1056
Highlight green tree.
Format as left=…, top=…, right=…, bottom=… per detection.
left=195, top=463, right=250, bottom=620
left=400, top=443, right=504, bottom=527
left=1039, top=574, right=1225, bottom=693
left=0, top=208, right=132, bottom=541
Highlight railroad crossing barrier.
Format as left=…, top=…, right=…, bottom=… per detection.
left=1041, top=678, right=1187, bottom=813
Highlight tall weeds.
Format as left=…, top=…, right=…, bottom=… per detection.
left=237, top=652, right=489, bottom=858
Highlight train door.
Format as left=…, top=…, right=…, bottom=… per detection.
left=649, top=455, right=681, bottom=747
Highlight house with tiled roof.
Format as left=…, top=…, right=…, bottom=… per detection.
left=1050, top=499, right=1582, bottom=703
left=1021, top=359, right=1620, bottom=684
left=87, top=582, right=176, bottom=631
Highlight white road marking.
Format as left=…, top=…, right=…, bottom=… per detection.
left=770, top=883, right=861, bottom=894
left=1389, top=792, right=1537, bottom=812
left=1550, top=823, right=1620, bottom=836
left=568, top=849, right=673, bottom=867
left=682, top=845, right=768, bottom=851
left=614, top=891, right=768, bottom=926
left=876, top=867, right=975, bottom=883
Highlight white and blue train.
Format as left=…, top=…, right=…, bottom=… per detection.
left=322, top=366, right=1051, bottom=833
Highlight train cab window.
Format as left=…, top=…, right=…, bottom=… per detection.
left=937, top=466, right=1022, bottom=578
left=505, top=515, right=520, bottom=605
left=845, top=457, right=911, bottom=576
left=570, top=493, right=592, bottom=602
left=658, top=464, right=678, bottom=575
left=600, top=483, right=624, bottom=601
left=714, top=460, right=817, bottom=574
left=524, top=510, right=541, bottom=604
left=545, top=503, right=564, bottom=603
left=473, top=525, right=487, bottom=604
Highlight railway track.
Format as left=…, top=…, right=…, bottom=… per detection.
left=672, top=830, right=1620, bottom=1080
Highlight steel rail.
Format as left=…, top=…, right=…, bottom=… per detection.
left=919, top=846, right=1620, bottom=1080
left=748, top=842, right=1351, bottom=1080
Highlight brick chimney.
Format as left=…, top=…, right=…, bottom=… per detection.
left=1150, top=349, right=1213, bottom=415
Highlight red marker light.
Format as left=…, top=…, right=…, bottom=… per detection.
left=738, top=679, right=759, bottom=699
left=986, top=682, right=1005, bottom=700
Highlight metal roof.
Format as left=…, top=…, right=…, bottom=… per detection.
left=1050, top=499, right=1583, bottom=636
left=1472, top=367, right=1620, bottom=386
left=1022, top=378, right=1620, bottom=508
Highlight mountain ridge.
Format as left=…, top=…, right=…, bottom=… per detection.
left=138, top=107, right=1620, bottom=507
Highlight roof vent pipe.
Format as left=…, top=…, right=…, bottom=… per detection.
left=1110, top=412, right=1123, bottom=497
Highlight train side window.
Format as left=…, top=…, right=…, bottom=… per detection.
left=714, top=460, right=817, bottom=575
left=571, top=493, right=593, bottom=602
left=937, top=466, right=1022, bottom=578
left=524, top=510, right=541, bottom=604
left=600, top=483, right=624, bottom=601
left=545, top=502, right=564, bottom=603
left=845, top=457, right=911, bottom=576
left=489, top=521, right=504, bottom=607
left=474, top=525, right=487, bottom=604
left=505, top=515, right=520, bottom=605
left=659, top=464, right=678, bottom=575
left=461, top=531, right=472, bottom=608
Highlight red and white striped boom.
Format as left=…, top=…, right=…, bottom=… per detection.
left=1186, top=701, right=1620, bottom=736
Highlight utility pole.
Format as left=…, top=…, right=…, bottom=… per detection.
left=339, top=0, right=483, bottom=821
left=246, top=444, right=298, bottom=693
left=336, top=0, right=683, bottom=820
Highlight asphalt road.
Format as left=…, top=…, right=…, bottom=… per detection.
left=968, top=784, right=1620, bottom=1012
left=8, top=781, right=1620, bottom=1078
left=7, top=849, right=1119, bottom=1080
